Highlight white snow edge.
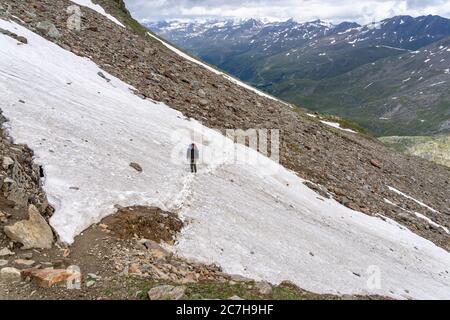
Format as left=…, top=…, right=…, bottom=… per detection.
left=70, top=0, right=125, bottom=28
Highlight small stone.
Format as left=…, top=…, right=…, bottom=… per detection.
left=229, top=295, right=244, bottom=300
left=128, top=263, right=142, bottom=275
left=198, top=89, right=206, bottom=98
left=2, top=156, right=14, bottom=170
left=19, top=252, right=33, bottom=259
left=148, top=285, right=186, bottom=300
left=86, top=280, right=96, bottom=287
left=97, top=71, right=111, bottom=82
left=370, top=159, right=382, bottom=169
left=143, top=240, right=170, bottom=259
left=255, top=281, right=273, bottom=295
left=14, top=259, right=35, bottom=266
left=87, top=273, right=100, bottom=280
left=52, top=259, right=69, bottom=269
left=0, top=248, right=14, bottom=256
left=129, top=162, right=143, bottom=172
left=0, top=267, right=21, bottom=283
left=0, top=260, right=8, bottom=267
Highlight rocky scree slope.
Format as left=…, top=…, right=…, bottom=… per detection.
left=0, top=0, right=449, bottom=254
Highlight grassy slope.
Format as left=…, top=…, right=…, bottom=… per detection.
left=380, top=135, right=450, bottom=167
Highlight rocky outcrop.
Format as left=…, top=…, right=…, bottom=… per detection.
left=0, top=110, right=54, bottom=250
left=0, top=112, right=52, bottom=216
left=4, top=205, right=54, bottom=249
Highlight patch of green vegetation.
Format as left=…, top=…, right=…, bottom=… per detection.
left=133, top=278, right=343, bottom=300
left=380, top=134, right=450, bottom=168
left=94, top=0, right=148, bottom=35
left=294, top=108, right=370, bottom=136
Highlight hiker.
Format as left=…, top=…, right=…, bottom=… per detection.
left=187, top=143, right=199, bottom=173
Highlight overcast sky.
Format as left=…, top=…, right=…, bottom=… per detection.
left=124, top=0, right=450, bottom=24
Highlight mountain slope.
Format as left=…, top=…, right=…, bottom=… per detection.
left=380, top=135, right=450, bottom=168
left=2, top=15, right=450, bottom=300
left=147, top=16, right=450, bottom=136
left=1, top=0, right=450, bottom=299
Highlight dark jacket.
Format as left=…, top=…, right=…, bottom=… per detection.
left=187, top=144, right=199, bottom=161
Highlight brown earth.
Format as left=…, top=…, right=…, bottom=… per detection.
left=102, top=206, right=183, bottom=243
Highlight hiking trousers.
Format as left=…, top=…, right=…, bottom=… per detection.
left=190, top=161, right=197, bottom=173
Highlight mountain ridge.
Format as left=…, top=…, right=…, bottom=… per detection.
left=147, top=15, right=450, bottom=136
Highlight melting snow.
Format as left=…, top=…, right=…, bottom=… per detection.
left=1, top=19, right=450, bottom=299
left=364, top=82, right=374, bottom=89
left=387, top=186, right=440, bottom=214
left=429, top=81, right=446, bottom=87
left=413, top=213, right=449, bottom=234
left=320, top=121, right=356, bottom=133
left=384, top=199, right=448, bottom=234
left=70, top=0, right=125, bottom=28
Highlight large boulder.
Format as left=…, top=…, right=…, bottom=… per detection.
left=4, top=205, right=53, bottom=249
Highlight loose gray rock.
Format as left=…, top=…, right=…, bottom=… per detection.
left=141, top=239, right=170, bottom=259
left=2, top=156, right=14, bottom=170
left=35, top=20, right=61, bottom=38
left=255, top=281, right=273, bottom=295
left=0, top=267, right=21, bottom=283
left=129, top=162, right=143, bottom=172
left=0, top=248, right=14, bottom=257
left=97, top=71, right=111, bottom=82
left=198, top=89, right=206, bottom=98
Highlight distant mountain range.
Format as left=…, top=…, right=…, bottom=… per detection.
left=146, top=16, right=450, bottom=136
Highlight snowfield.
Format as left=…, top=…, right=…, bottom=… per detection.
left=1, top=19, right=450, bottom=299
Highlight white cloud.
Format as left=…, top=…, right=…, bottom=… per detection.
left=124, top=0, right=450, bottom=23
